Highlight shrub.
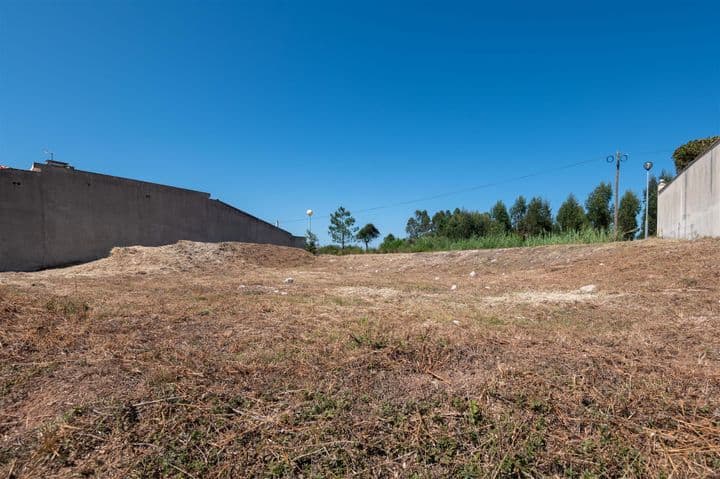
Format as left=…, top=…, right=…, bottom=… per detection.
left=375, top=230, right=611, bottom=254
left=379, top=234, right=405, bottom=253
left=317, top=244, right=365, bottom=255
left=672, top=136, right=720, bottom=173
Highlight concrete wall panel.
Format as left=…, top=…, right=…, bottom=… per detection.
left=1, top=163, right=304, bottom=271
left=658, top=141, right=720, bottom=239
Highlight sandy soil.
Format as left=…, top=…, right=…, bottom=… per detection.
left=1, top=239, right=719, bottom=477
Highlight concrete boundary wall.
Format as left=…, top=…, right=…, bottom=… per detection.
left=0, top=162, right=305, bottom=271
left=658, top=140, right=720, bottom=239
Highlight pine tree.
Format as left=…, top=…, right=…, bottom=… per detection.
left=490, top=201, right=512, bottom=233
left=510, top=196, right=527, bottom=234
left=523, top=197, right=553, bottom=236
left=618, top=191, right=641, bottom=240
left=356, top=223, right=380, bottom=251
left=585, top=182, right=613, bottom=231
left=405, top=210, right=432, bottom=239
left=328, top=206, right=358, bottom=249
left=556, top=194, right=587, bottom=232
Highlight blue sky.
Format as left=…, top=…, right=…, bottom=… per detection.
left=1, top=1, right=718, bottom=245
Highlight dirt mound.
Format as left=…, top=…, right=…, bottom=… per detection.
left=50, top=241, right=314, bottom=276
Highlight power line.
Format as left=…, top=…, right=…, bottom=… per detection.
left=280, top=149, right=672, bottom=225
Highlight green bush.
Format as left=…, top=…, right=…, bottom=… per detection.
left=376, top=229, right=611, bottom=253
left=304, top=230, right=318, bottom=254
left=379, top=234, right=405, bottom=253
left=317, top=244, right=365, bottom=255
left=672, top=136, right=720, bottom=173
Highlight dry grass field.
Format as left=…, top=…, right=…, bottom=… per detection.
left=1, top=239, right=719, bottom=478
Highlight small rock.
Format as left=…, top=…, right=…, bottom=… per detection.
left=450, top=284, right=458, bottom=291
left=280, top=291, right=288, bottom=296
left=469, top=271, right=477, bottom=278
left=434, top=276, right=440, bottom=281
left=284, top=277, right=294, bottom=284
left=579, top=284, right=597, bottom=294
left=452, top=320, right=461, bottom=326
left=238, top=284, right=246, bottom=289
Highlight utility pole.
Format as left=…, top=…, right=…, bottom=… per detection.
left=606, top=150, right=628, bottom=240
left=643, top=161, right=653, bottom=239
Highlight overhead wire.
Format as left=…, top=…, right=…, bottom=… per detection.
left=279, top=148, right=673, bottom=225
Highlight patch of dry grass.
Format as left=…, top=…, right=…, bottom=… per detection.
left=1, top=239, right=719, bottom=477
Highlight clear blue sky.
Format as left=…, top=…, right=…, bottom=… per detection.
left=1, top=1, right=718, bottom=245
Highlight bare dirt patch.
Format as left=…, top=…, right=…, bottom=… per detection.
left=1, top=239, right=719, bottom=477
left=482, top=290, right=607, bottom=305
left=334, top=286, right=403, bottom=300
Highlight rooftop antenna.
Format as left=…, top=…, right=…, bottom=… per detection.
left=43, top=149, right=54, bottom=162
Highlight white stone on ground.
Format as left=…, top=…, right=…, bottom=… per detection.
left=469, top=271, right=477, bottom=278
left=284, top=277, right=294, bottom=284
left=579, top=284, right=597, bottom=294
left=450, top=284, right=457, bottom=291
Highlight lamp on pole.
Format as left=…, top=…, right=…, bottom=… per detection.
left=643, top=161, right=653, bottom=239
left=607, top=151, right=629, bottom=240
left=306, top=209, right=313, bottom=234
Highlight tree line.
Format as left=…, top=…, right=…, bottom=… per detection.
left=310, top=173, right=672, bottom=254
left=307, top=135, right=714, bottom=253
left=399, top=173, right=671, bottom=244
left=400, top=183, right=628, bottom=243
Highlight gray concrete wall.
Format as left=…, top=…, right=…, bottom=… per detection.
left=658, top=140, right=720, bottom=239
left=0, top=162, right=304, bottom=271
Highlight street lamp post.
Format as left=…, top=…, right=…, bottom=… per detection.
left=306, top=209, right=313, bottom=234
left=643, top=161, right=653, bottom=239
